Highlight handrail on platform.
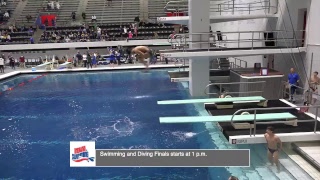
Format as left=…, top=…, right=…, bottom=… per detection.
left=215, top=0, right=278, bottom=15
left=164, top=0, right=278, bottom=15
left=166, top=30, right=305, bottom=50
left=204, top=81, right=266, bottom=96
left=230, top=105, right=320, bottom=137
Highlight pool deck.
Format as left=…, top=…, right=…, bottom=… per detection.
left=0, top=62, right=187, bottom=80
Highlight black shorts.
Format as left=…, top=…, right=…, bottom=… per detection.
left=0, top=65, right=4, bottom=68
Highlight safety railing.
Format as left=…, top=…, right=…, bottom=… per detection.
left=164, top=0, right=278, bottom=15
left=164, top=0, right=188, bottom=13
left=229, top=57, right=248, bottom=68
left=171, top=30, right=305, bottom=50
left=213, top=0, right=278, bottom=15
left=204, top=81, right=266, bottom=96
left=231, top=105, right=320, bottom=136
left=281, top=81, right=320, bottom=103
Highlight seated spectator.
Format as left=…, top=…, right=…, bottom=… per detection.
left=55, top=1, right=60, bottom=10
left=3, top=11, right=9, bottom=20
left=91, top=15, right=97, bottom=22
left=82, top=12, right=86, bottom=20
left=128, top=31, right=133, bottom=39
left=49, top=1, right=54, bottom=9
left=71, top=12, right=76, bottom=21
left=30, top=37, right=34, bottom=44
left=1, top=0, right=7, bottom=6
left=107, top=0, right=112, bottom=6
left=26, top=14, right=32, bottom=22
left=154, top=32, right=158, bottom=39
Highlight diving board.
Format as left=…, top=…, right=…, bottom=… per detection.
left=159, top=113, right=296, bottom=123
left=158, top=96, right=265, bottom=105
left=60, top=62, right=71, bottom=66
left=37, top=62, right=52, bottom=67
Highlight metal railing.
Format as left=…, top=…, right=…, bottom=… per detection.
left=213, top=0, right=278, bottom=15
left=164, top=0, right=278, bottom=15
left=164, top=0, right=188, bottom=13
left=230, top=105, right=320, bottom=136
left=281, top=81, right=320, bottom=103
left=229, top=57, right=248, bottom=68
left=204, top=81, right=266, bottom=96
left=169, top=30, right=305, bottom=50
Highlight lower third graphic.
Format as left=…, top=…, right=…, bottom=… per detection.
left=72, top=146, right=95, bottom=162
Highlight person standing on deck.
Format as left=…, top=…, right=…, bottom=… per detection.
left=264, top=126, right=282, bottom=173
left=310, top=71, right=320, bottom=105
left=288, top=68, right=300, bottom=103
left=0, top=56, right=4, bottom=73
left=87, top=53, right=93, bottom=69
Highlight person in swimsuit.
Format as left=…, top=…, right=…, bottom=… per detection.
left=264, top=126, right=282, bottom=173
left=131, top=46, right=150, bottom=69
left=310, top=71, right=320, bottom=105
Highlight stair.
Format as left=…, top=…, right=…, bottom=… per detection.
left=218, top=58, right=230, bottom=70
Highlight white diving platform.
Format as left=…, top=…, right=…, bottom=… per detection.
left=159, top=113, right=296, bottom=123
left=161, top=47, right=307, bottom=58
left=157, top=14, right=279, bottom=25
left=36, top=62, right=52, bottom=67
left=157, top=96, right=265, bottom=105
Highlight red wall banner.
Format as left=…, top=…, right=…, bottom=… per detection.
left=41, top=14, right=57, bottom=26
left=166, top=12, right=184, bottom=17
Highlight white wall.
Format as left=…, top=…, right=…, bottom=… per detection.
left=209, top=0, right=276, bottom=67
left=273, top=0, right=311, bottom=88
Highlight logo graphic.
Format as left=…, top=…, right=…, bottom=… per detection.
left=72, top=146, right=95, bottom=162
left=70, top=141, right=96, bottom=167
left=232, top=139, right=237, bottom=144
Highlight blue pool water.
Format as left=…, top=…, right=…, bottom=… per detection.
left=0, top=70, right=230, bottom=179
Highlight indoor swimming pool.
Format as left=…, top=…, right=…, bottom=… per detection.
left=0, top=69, right=302, bottom=180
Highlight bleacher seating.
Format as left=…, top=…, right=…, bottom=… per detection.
left=85, top=0, right=140, bottom=24
left=0, top=0, right=19, bottom=23
left=39, top=23, right=175, bottom=43
left=15, top=0, right=46, bottom=25
left=0, top=27, right=36, bottom=45
left=148, top=0, right=167, bottom=21
left=55, top=0, right=80, bottom=25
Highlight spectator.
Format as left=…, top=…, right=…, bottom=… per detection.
left=82, top=12, right=86, bottom=20
left=55, top=1, right=60, bottom=10
left=154, top=32, right=158, bottom=39
left=82, top=53, right=87, bottom=67
left=91, top=15, right=97, bottom=22
left=19, top=56, right=25, bottom=68
left=3, top=11, right=9, bottom=20
left=1, top=0, right=7, bottom=6
left=30, top=37, right=34, bottom=44
left=0, top=56, right=4, bottom=73
left=128, top=31, right=133, bottom=39
left=9, top=55, right=15, bottom=69
left=134, top=26, right=137, bottom=37
left=71, top=11, right=76, bottom=21
left=26, top=14, right=32, bottom=22
left=107, top=0, right=112, bottom=6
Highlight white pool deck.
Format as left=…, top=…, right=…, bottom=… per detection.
left=1, top=64, right=320, bottom=180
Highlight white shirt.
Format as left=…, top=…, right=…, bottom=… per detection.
left=0, top=58, right=4, bottom=65
left=4, top=12, right=9, bottom=17
left=123, top=28, right=127, bottom=33
left=92, top=15, right=96, bottom=20
left=83, top=54, right=87, bottom=60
